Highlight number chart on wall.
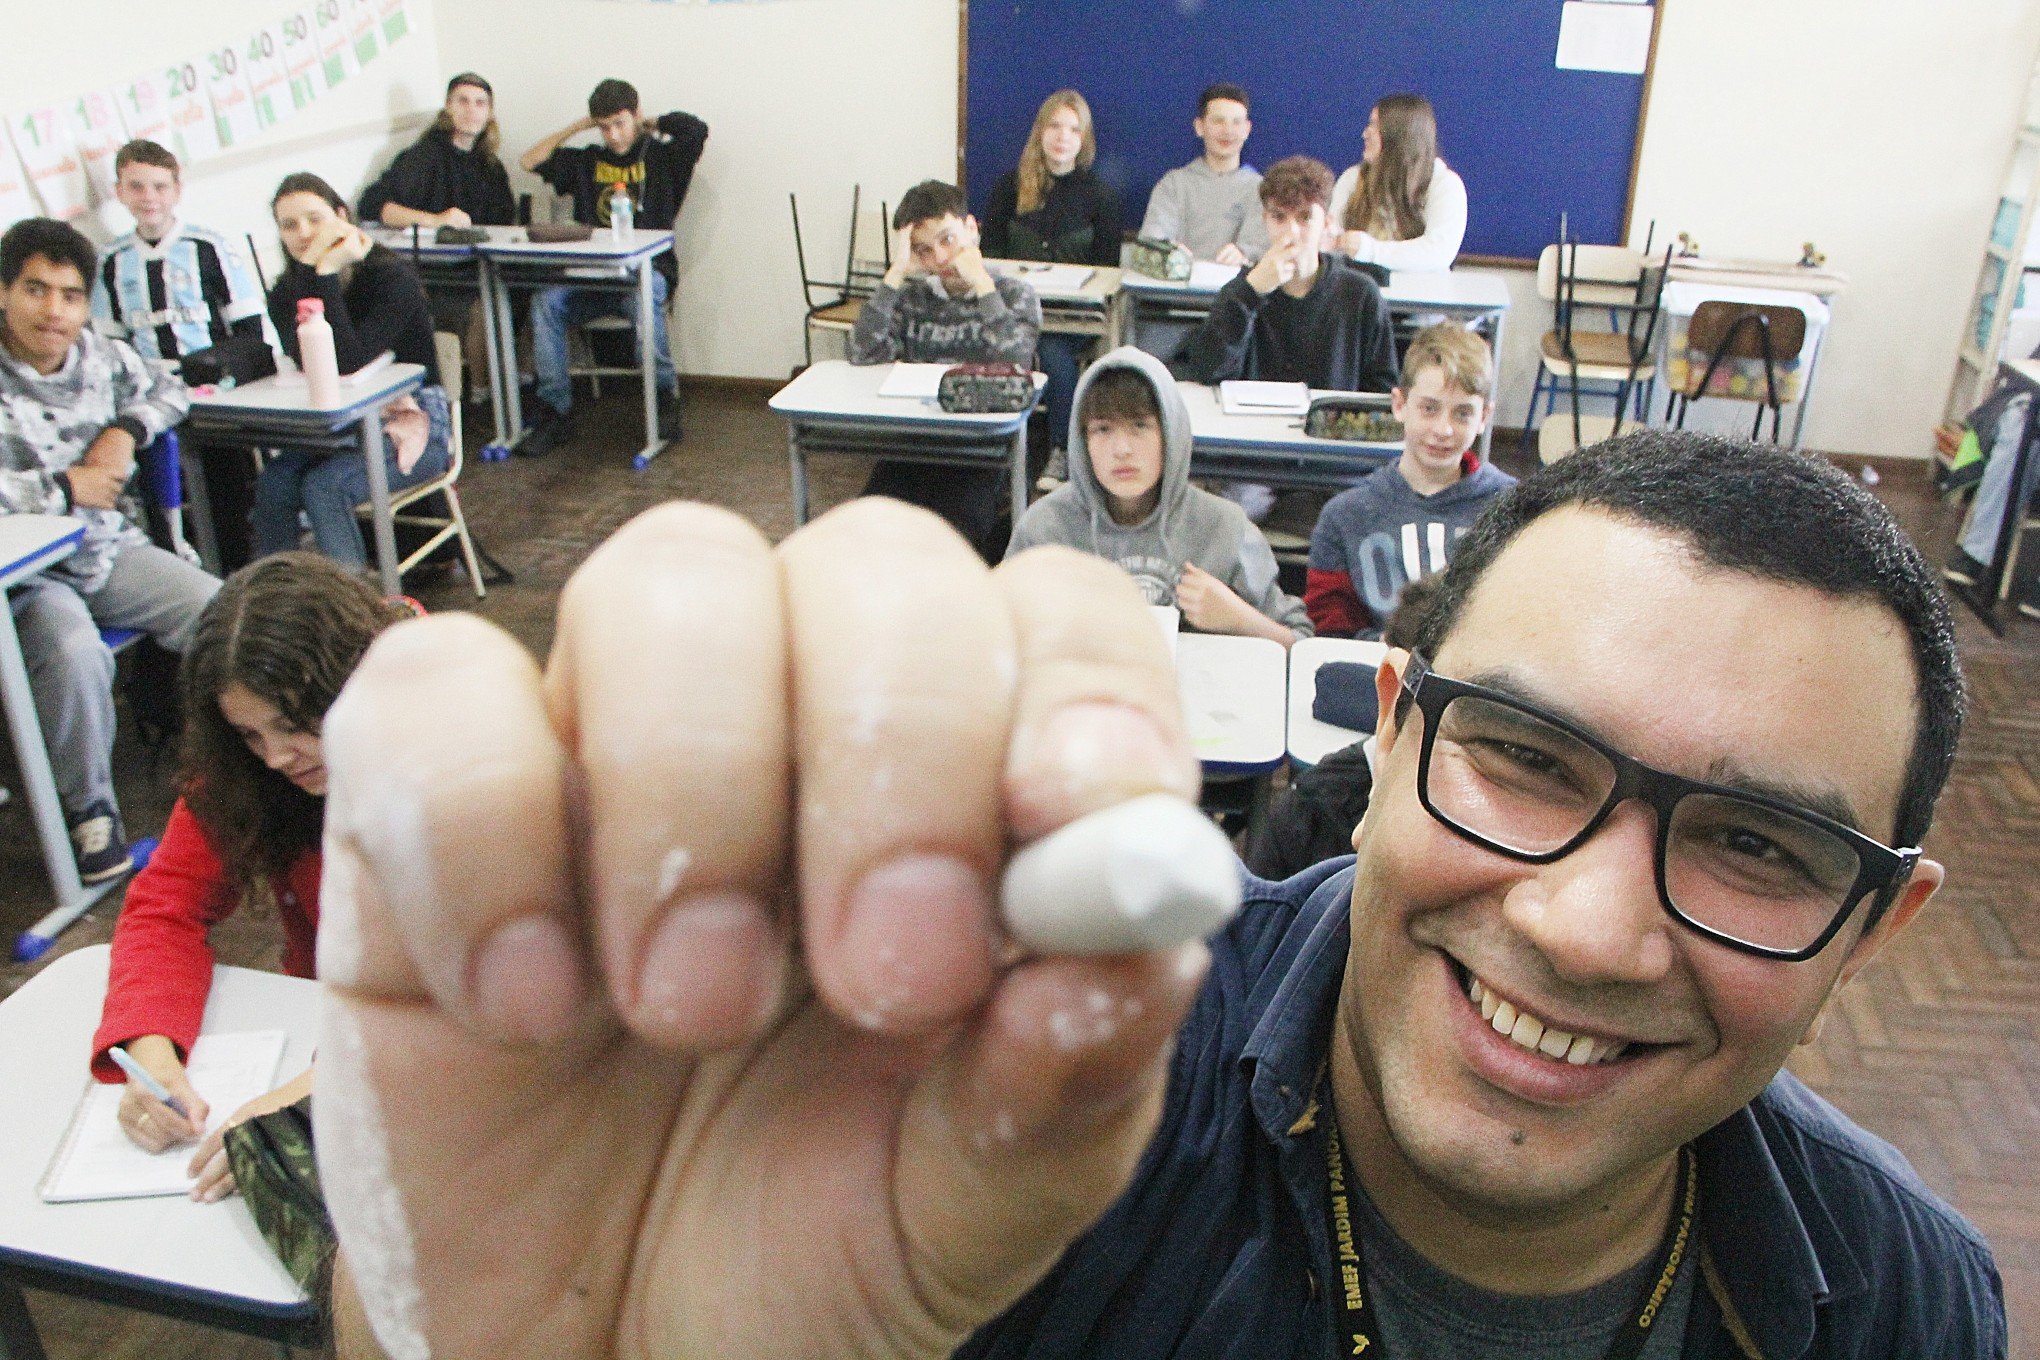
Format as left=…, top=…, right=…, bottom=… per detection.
left=963, top=0, right=1661, bottom=261
left=2, top=0, right=417, bottom=222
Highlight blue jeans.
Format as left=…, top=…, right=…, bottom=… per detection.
left=531, top=272, right=677, bottom=417
left=251, top=385, right=453, bottom=570
left=1036, top=331, right=1090, bottom=452
left=1961, top=394, right=2038, bottom=568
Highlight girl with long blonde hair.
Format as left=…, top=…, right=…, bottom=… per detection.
left=1327, top=94, right=1468, bottom=272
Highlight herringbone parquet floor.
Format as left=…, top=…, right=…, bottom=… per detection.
left=0, top=385, right=2034, bottom=1357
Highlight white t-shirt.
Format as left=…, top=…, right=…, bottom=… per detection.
left=1326, top=158, right=1468, bottom=272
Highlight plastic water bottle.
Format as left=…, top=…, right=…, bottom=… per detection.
left=296, top=298, right=341, bottom=407
left=609, top=184, right=634, bottom=243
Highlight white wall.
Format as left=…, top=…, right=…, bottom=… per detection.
left=7, top=0, right=444, bottom=283
left=429, top=0, right=958, bottom=382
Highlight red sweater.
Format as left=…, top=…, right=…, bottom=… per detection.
left=89, top=797, right=322, bottom=1081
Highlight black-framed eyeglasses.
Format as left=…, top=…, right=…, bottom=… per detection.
left=1396, top=654, right=1919, bottom=962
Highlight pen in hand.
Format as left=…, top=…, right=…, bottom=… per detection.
left=109, top=1045, right=193, bottom=1124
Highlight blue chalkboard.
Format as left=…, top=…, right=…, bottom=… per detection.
left=964, top=1, right=1655, bottom=262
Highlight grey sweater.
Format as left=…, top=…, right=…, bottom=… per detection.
left=1008, top=346, right=1309, bottom=636
left=0, top=330, right=188, bottom=591
left=847, top=273, right=1041, bottom=366
left=1138, top=158, right=1270, bottom=262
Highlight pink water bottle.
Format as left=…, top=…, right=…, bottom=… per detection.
left=296, top=298, right=341, bottom=407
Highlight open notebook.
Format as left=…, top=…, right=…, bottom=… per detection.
left=40, top=1030, right=288, bottom=1203
left=1219, top=381, right=1310, bottom=417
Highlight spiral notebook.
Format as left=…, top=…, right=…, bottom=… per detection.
left=39, top=1030, right=288, bottom=1203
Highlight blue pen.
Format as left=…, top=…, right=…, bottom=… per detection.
left=108, top=1046, right=190, bottom=1121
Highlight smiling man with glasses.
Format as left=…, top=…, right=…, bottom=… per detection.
left=319, top=433, right=2000, bottom=1360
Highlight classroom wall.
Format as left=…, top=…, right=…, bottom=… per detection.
left=7, top=0, right=446, bottom=285
left=427, top=0, right=959, bottom=383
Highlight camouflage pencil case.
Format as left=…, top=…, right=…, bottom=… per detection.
left=938, top=363, right=1035, bottom=414
left=1128, top=235, right=1192, bottom=282
left=225, top=1095, right=335, bottom=1307
left=1304, top=394, right=1404, bottom=443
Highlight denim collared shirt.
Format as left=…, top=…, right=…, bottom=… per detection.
left=961, top=859, right=2007, bottom=1360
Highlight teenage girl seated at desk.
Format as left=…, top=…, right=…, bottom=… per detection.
left=91, top=553, right=414, bottom=1201
left=1326, top=94, right=1468, bottom=274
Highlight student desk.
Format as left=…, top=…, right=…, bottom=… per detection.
left=0, top=517, right=120, bottom=943
left=769, top=360, right=1042, bottom=527
left=184, top=363, right=427, bottom=598
left=367, top=225, right=518, bottom=452
left=1657, top=281, right=1830, bottom=450
left=1287, top=636, right=1387, bottom=768
left=986, top=260, right=1127, bottom=347
left=1173, top=631, right=1288, bottom=776
left=1124, top=267, right=1511, bottom=457
left=0, top=946, right=321, bottom=1357
left=1177, top=382, right=1400, bottom=491
left=476, top=229, right=675, bottom=468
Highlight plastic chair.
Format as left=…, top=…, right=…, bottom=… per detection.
left=353, top=332, right=488, bottom=599
left=791, top=187, right=890, bottom=366
left=96, top=432, right=198, bottom=656
left=1666, top=300, right=1809, bottom=443
left=1525, top=217, right=1673, bottom=463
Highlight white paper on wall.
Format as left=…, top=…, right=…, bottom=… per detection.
left=313, top=0, right=359, bottom=90
left=202, top=41, right=263, bottom=149
left=376, top=0, right=412, bottom=45
left=163, top=58, right=223, bottom=163
left=118, top=72, right=175, bottom=148
left=243, top=25, right=295, bottom=129
left=0, top=134, right=41, bottom=223
left=8, top=107, right=91, bottom=219
left=68, top=90, right=128, bottom=201
left=343, top=0, right=383, bottom=68
left=278, top=9, right=325, bottom=109
left=1554, top=2, right=1655, bottom=75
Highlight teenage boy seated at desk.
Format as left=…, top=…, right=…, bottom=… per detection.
left=94, top=138, right=270, bottom=569
left=517, top=78, right=709, bottom=455
left=1010, top=346, right=1308, bottom=646
left=1177, top=154, right=1399, bottom=395
left=1306, top=323, right=1514, bottom=639
left=0, top=217, right=220, bottom=885
left=1139, top=82, right=1268, bottom=266
left=318, top=433, right=2001, bottom=1360
left=848, top=179, right=1042, bottom=558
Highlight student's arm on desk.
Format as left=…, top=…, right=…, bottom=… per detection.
left=1176, top=273, right=1265, bottom=383
left=846, top=281, right=907, bottom=365
left=186, top=1064, right=316, bottom=1202
left=975, top=276, right=1043, bottom=366
left=1179, top=561, right=1302, bottom=647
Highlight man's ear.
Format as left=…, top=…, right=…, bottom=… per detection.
left=1799, top=857, right=1945, bottom=1047
left=1372, top=648, right=1409, bottom=758
left=1389, top=387, right=1408, bottom=421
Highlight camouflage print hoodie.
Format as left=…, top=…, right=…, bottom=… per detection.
left=0, top=327, right=188, bottom=591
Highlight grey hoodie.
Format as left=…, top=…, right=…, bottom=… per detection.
left=1009, top=346, right=1310, bottom=636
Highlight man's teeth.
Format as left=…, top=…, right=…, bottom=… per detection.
left=1468, top=976, right=1629, bottom=1066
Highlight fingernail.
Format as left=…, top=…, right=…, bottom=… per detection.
left=633, top=893, right=782, bottom=1047
left=471, top=915, right=586, bottom=1044
left=838, top=856, right=995, bottom=1033
left=1009, top=702, right=1195, bottom=828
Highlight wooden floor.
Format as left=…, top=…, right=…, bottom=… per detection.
left=1, top=385, right=2035, bottom=1357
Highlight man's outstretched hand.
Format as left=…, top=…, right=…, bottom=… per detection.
left=317, top=499, right=1210, bottom=1360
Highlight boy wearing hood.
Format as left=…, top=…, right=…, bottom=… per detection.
left=1306, top=322, right=1515, bottom=638
left=1010, top=346, right=1309, bottom=645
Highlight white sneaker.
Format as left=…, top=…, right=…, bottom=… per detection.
left=1037, top=447, right=1069, bottom=492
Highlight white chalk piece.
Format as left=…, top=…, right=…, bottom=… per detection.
left=1000, top=794, right=1242, bottom=954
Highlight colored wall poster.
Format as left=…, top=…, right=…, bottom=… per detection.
left=118, top=71, right=175, bottom=147
left=69, top=89, right=129, bottom=200
left=314, top=0, right=359, bottom=89
left=203, top=40, right=263, bottom=149
left=0, top=134, right=41, bottom=223
left=9, top=107, right=90, bottom=219
left=243, top=25, right=295, bottom=128
left=163, top=57, right=223, bottom=162
left=378, top=0, right=411, bottom=45
left=344, top=0, right=382, bottom=67
left=279, top=9, right=325, bottom=108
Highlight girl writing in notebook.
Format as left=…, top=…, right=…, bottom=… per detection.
left=91, top=553, right=413, bottom=1201
left=1326, top=93, right=1469, bottom=273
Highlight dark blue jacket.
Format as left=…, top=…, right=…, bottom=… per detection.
left=962, top=860, right=2007, bottom=1359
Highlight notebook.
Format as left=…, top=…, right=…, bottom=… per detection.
left=40, top=1030, right=289, bottom=1203
left=1001, top=263, right=1097, bottom=293
left=1188, top=261, right=1242, bottom=292
left=877, top=363, right=951, bottom=400
left=1219, top=381, right=1311, bottom=417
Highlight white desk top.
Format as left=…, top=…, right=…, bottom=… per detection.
left=1174, top=631, right=1288, bottom=771
left=1666, top=257, right=1847, bottom=298
left=474, top=228, right=673, bottom=266
left=0, top=946, right=316, bottom=1314
left=1121, top=266, right=1511, bottom=314
left=770, top=360, right=1042, bottom=429
left=1288, top=637, right=1388, bottom=767
left=365, top=224, right=523, bottom=259
left=1178, top=381, right=1401, bottom=459
left=0, top=515, right=85, bottom=586
left=987, top=259, right=1123, bottom=306
left=1661, top=280, right=1830, bottom=325
left=188, top=362, right=427, bottom=421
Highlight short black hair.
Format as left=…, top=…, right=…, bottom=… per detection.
left=1411, top=429, right=1964, bottom=864
left=893, top=180, right=968, bottom=231
left=1199, top=83, right=1249, bottom=115
left=0, top=217, right=96, bottom=289
left=589, top=79, right=639, bottom=121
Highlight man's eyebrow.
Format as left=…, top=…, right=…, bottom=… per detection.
left=1457, top=665, right=1867, bottom=832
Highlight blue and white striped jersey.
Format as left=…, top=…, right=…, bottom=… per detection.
left=93, top=221, right=265, bottom=365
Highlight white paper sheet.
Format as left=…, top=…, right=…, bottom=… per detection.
left=41, top=1031, right=289, bottom=1203
left=1555, top=2, right=1655, bottom=75
left=997, top=263, right=1096, bottom=294
left=1188, top=261, right=1242, bottom=291
left=877, top=363, right=950, bottom=400
left=1219, top=381, right=1310, bottom=417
